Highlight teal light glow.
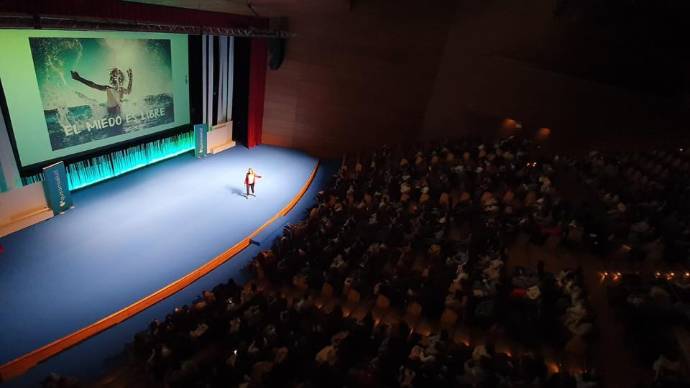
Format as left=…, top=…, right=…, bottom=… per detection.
left=22, top=174, right=43, bottom=186
left=0, top=158, right=6, bottom=192
left=22, top=131, right=194, bottom=190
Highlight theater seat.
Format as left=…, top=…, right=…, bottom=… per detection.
left=440, top=308, right=458, bottom=330
left=314, top=282, right=334, bottom=310
left=403, top=302, right=423, bottom=329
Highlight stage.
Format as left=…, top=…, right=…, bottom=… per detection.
left=0, top=145, right=327, bottom=371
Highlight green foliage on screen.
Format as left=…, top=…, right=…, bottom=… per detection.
left=0, top=29, right=190, bottom=168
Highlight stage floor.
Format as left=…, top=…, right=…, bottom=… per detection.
left=0, top=145, right=318, bottom=365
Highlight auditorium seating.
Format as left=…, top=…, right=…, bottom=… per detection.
left=111, top=137, right=612, bottom=387
left=572, top=149, right=690, bottom=264
left=46, top=136, right=690, bottom=387
left=605, top=272, right=690, bottom=384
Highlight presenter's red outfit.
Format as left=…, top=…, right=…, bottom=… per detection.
left=245, top=173, right=261, bottom=196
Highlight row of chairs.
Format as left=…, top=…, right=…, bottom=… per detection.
left=295, top=279, right=461, bottom=338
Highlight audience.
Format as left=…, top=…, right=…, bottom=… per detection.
left=44, top=136, right=690, bottom=387
left=120, top=137, right=602, bottom=387
left=573, top=149, right=690, bottom=265
left=606, top=271, right=690, bottom=388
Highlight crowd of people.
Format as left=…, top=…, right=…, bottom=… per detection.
left=122, top=137, right=609, bottom=387
left=572, top=148, right=690, bottom=265
left=505, top=265, right=593, bottom=354
left=605, top=271, right=690, bottom=387
left=41, top=136, right=690, bottom=387
left=129, top=279, right=580, bottom=387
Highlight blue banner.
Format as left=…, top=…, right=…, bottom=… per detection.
left=0, top=157, right=6, bottom=192
left=194, top=123, right=208, bottom=158
left=42, top=161, right=72, bottom=215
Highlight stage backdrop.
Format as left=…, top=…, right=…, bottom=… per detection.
left=0, top=30, right=190, bottom=168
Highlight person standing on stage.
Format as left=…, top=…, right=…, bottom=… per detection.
left=245, top=168, right=262, bottom=198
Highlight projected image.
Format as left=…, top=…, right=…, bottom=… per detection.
left=29, top=37, right=175, bottom=151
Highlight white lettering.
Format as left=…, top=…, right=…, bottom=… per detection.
left=53, top=170, right=66, bottom=208
left=107, top=116, right=122, bottom=127
left=64, top=114, right=126, bottom=136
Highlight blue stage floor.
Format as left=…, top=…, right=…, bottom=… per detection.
left=0, top=145, right=320, bottom=366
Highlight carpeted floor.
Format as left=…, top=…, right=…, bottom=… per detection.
left=0, top=145, right=321, bottom=367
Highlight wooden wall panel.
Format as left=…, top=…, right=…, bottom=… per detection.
left=254, top=0, right=457, bottom=157
left=254, top=0, right=690, bottom=157
left=422, top=0, right=690, bottom=153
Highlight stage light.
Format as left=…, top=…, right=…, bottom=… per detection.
left=536, top=128, right=551, bottom=141
left=547, top=361, right=560, bottom=374
left=501, top=118, right=520, bottom=131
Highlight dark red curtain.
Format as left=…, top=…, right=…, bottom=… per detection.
left=0, top=0, right=266, bottom=30
left=247, top=38, right=268, bottom=148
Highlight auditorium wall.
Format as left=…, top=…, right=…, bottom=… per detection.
left=254, top=0, right=457, bottom=157
left=258, top=0, right=689, bottom=155
left=0, top=108, right=20, bottom=191
left=422, top=0, right=690, bottom=153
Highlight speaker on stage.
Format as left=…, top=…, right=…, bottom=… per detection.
left=268, top=17, right=288, bottom=70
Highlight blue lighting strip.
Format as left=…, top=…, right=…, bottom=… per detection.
left=22, top=131, right=194, bottom=191
left=0, top=158, right=6, bottom=192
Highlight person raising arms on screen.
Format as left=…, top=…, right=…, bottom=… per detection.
left=70, top=67, right=132, bottom=116
left=245, top=168, right=262, bottom=198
